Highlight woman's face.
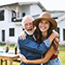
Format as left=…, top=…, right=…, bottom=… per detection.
left=39, top=19, right=50, bottom=33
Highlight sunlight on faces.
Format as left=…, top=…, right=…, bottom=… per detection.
left=39, top=19, right=50, bottom=33
left=23, top=17, right=34, bottom=35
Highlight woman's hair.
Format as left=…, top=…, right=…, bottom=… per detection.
left=34, top=20, right=42, bottom=44
left=34, top=20, right=57, bottom=51
left=34, top=20, right=52, bottom=44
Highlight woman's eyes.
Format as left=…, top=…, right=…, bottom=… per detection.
left=45, top=22, right=48, bottom=24
left=40, top=21, right=48, bottom=24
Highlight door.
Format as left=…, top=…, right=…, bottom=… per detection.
left=63, top=29, right=65, bottom=40
left=2, top=30, right=5, bottom=42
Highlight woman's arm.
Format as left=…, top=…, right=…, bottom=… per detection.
left=20, top=38, right=59, bottom=64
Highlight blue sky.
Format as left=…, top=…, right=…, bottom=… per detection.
left=0, top=0, right=65, bottom=11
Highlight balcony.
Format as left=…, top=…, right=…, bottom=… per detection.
left=11, top=17, right=22, bottom=26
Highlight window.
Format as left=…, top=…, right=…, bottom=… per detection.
left=12, top=10, right=16, bottom=18
left=56, top=27, right=60, bottom=39
left=0, top=10, right=4, bottom=21
left=2, top=30, right=5, bottom=41
left=12, top=10, right=16, bottom=21
left=22, top=12, right=25, bottom=17
left=9, top=28, right=15, bottom=36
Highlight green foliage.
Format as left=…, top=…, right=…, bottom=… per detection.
left=0, top=43, right=6, bottom=46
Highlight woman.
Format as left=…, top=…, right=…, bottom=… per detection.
left=20, top=13, right=62, bottom=65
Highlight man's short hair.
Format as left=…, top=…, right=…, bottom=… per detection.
left=22, top=15, right=34, bottom=26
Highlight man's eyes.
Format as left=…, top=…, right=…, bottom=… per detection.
left=25, top=23, right=33, bottom=26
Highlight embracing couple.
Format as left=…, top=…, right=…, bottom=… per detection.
left=18, top=12, right=62, bottom=65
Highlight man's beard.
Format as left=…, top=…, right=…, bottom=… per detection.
left=25, top=28, right=34, bottom=35
left=26, top=30, right=34, bottom=35
left=25, top=27, right=34, bottom=35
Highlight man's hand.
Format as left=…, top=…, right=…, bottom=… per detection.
left=18, top=31, right=27, bottom=40
left=19, top=54, right=27, bottom=63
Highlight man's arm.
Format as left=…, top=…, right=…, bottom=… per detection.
left=18, top=32, right=59, bottom=54
left=18, top=38, right=50, bottom=54
left=20, top=40, right=59, bottom=64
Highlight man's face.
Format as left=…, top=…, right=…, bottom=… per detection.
left=23, top=17, right=34, bottom=35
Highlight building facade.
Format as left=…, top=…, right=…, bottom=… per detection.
left=51, top=12, right=65, bottom=43
left=0, top=1, right=46, bottom=44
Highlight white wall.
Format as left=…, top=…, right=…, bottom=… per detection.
left=0, top=22, right=14, bottom=42
left=58, top=20, right=65, bottom=28
left=0, top=21, right=23, bottom=43
left=57, top=19, right=65, bottom=41
left=0, top=4, right=43, bottom=44
left=7, top=25, right=23, bottom=44
left=30, top=4, right=42, bottom=16
left=59, top=28, right=63, bottom=41
left=0, top=5, right=27, bottom=44
left=19, top=5, right=30, bottom=17
left=15, top=26, right=23, bottom=43
left=5, top=9, right=11, bottom=22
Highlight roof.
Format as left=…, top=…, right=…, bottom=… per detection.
left=0, top=1, right=46, bottom=11
left=33, top=12, right=65, bottom=19
left=50, top=12, right=65, bottom=23
left=50, top=12, right=65, bottom=18
left=0, top=1, right=38, bottom=6
left=0, top=0, right=37, bottom=5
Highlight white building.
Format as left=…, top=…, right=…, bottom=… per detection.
left=0, top=1, right=46, bottom=44
left=51, top=12, right=65, bottom=43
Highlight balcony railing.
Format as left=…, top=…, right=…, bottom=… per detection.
left=11, top=17, right=22, bottom=25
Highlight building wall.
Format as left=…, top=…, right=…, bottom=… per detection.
left=30, top=4, right=42, bottom=16
left=22, top=5, right=30, bottom=15
left=57, top=20, right=65, bottom=41
left=58, top=20, right=65, bottom=28
left=0, top=22, right=22, bottom=44
left=19, top=5, right=30, bottom=18
left=5, top=8, right=12, bottom=22
left=0, top=7, right=23, bottom=43
left=6, top=25, right=23, bottom=44
left=0, top=4, right=43, bottom=44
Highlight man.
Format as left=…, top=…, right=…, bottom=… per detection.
left=18, top=13, right=59, bottom=65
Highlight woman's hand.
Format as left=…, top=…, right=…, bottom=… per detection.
left=18, top=31, right=27, bottom=40
left=53, top=30, right=59, bottom=38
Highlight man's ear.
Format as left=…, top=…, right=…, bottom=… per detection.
left=22, top=25, right=25, bottom=30
left=23, top=28, right=24, bottom=30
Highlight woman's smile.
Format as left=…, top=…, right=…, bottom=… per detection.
left=39, top=19, right=50, bottom=32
